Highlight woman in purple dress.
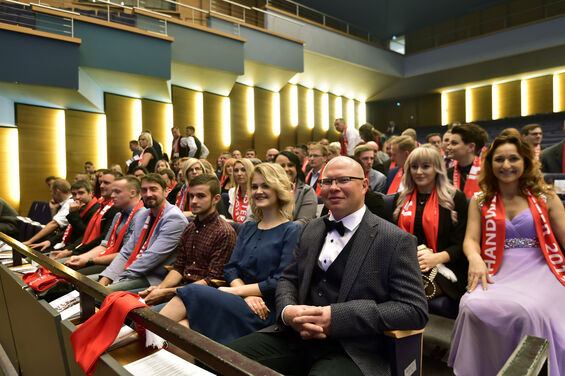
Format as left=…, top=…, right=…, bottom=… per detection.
left=449, top=134, right=565, bottom=375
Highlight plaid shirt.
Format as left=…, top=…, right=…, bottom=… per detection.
left=173, top=211, right=237, bottom=285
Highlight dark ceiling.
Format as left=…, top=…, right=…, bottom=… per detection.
left=293, top=0, right=515, bottom=39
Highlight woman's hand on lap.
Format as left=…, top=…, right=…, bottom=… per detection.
left=244, top=296, right=270, bottom=320
left=467, top=253, right=493, bottom=292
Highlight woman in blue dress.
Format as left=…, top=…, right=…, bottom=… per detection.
left=159, top=163, right=302, bottom=344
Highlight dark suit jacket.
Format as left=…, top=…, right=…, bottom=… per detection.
left=540, top=140, right=564, bottom=173
left=267, top=210, right=428, bottom=376
left=383, top=167, right=401, bottom=194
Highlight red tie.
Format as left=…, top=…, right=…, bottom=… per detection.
left=70, top=292, right=148, bottom=376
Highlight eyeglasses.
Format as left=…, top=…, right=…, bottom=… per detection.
left=318, top=176, right=364, bottom=187
left=308, top=154, right=323, bottom=159
left=188, top=167, right=203, bottom=173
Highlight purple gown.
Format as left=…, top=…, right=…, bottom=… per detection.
left=449, top=209, right=565, bottom=375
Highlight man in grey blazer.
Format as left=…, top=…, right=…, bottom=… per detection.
left=540, top=139, right=564, bottom=173
left=230, top=157, right=428, bottom=375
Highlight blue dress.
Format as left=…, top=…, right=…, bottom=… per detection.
left=176, top=220, right=302, bottom=344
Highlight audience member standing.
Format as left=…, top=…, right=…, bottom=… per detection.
left=334, top=118, right=362, bottom=156
left=170, top=127, right=187, bottom=159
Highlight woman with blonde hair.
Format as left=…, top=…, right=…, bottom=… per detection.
left=221, top=158, right=237, bottom=194
left=393, top=145, right=468, bottom=303
left=154, top=159, right=170, bottom=173
left=449, top=134, right=565, bottom=375
left=174, top=158, right=205, bottom=218
left=159, top=163, right=301, bottom=344
left=136, top=132, right=158, bottom=173
left=228, top=158, right=254, bottom=223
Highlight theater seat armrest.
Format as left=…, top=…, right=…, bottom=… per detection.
left=384, top=329, right=425, bottom=338
left=210, top=279, right=227, bottom=287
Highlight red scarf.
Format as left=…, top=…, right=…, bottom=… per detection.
left=175, top=184, right=189, bottom=210
left=165, top=180, right=177, bottom=196
left=172, top=137, right=180, bottom=157
left=387, top=168, right=403, bottom=194
left=233, top=187, right=249, bottom=223
left=398, top=188, right=439, bottom=252
left=99, top=201, right=145, bottom=256
left=70, top=292, right=147, bottom=376
left=305, top=165, right=325, bottom=195
left=452, top=156, right=481, bottom=198
left=80, top=198, right=114, bottom=246
left=340, top=126, right=348, bottom=156
left=61, top=198, right=98, bottom=245
left=481, top=191, right=565, bottom=286
left=390, top=161, right=396, bottom=169
left=301, top=157, right=309, bottom=173
left=220, top=173, right=227, bottom=186
left=124, top=203, right=166, bottom=270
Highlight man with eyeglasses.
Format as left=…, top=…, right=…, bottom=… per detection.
left=230, top=156, right=427, bottom=375
left=520, top=123, right=543, bottom=160
left=305, top=143, right=328, bottom=196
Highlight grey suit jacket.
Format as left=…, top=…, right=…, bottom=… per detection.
left=540, top=140, right=564, bottom=173
left=292, top=181, right=317, bottom=226
left=270, top=209, right=428, bottom=376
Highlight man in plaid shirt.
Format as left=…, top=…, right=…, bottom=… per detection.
left=139, top=174, right=237, bottom=306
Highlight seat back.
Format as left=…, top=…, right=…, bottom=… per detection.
left=0, top=265, right=19, bottom=373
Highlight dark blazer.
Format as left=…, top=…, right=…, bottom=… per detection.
left=383, top=166, right=401, bottom=194
left=540, top=140, right=564, bottom=173
left=48, top=200, right=100, bottom=250
left=393, top=190, right=469, bottom=299
left=266, top=210, right=428, bottom=376
left=292, top=180, right=317, bottom=226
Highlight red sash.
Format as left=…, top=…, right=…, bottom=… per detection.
left=387, top=168, right=403, bottom=194
left=481, top=191, right=565, bottom=286
left=233, top=187, right=249, bottom=223
left=453, top=156, right=481, bottom=198
left=340, top=126, right=348, bottom=156
left=80, top=199, right=114, bottom=246
left=124, top=204, right=166, bottom=270
left=172, top=137, right=180, bottom=157
left=165, top=181, right=177, bottom=196
left=305, top=165, right=325, bottom=195
left=220, top=173, right=227, bottom=186
left=390, top=161, right=396, bottom=169
left=99, top=201, right=144, bottom=256
left=175, top=184, right=189, bottom=210
left=301, top=158, right=309, bottom=173
left=398, top=188, right=439, bottom=252
left=61, top=198, right=98, bottom=245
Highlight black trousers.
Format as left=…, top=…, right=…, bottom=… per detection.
left=228, top=331, right=363, bottom=376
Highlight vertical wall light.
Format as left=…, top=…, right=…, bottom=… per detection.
left=55, top=110, right=66, bottom=178
left=96, top=114, right=108, bottom=169
left=246, top=86, right=255, bottom=133
left=2, top=128, right=20, bottom=206
left=554, top=73, right=561, bottom=113
left=335, top=96, right=342, bottom=119
left=290, top=84, right=298, bottom=127
left=222, top=97, right=231, bottom=147
left=492, top=84, right=500, bottom=120
left=273, top=92, right=281, bottom=136
left=465, top=88, right=472, bottom=123
left=321, top=93, right=329, bottom=131
left=132, top=99, right=142, bottom=140
left=521, top=79, right=528, bottom=116
left=441, top=92, right=448, bottom=125
left=358, top=101, right=366, bottom=126
left=164, top=103, right=174, bottom=151
left=306, top=88, right=314, bottom=129
left=195, top=92, right=204, bottom=142
left=346, top=98, right=354, bottom=127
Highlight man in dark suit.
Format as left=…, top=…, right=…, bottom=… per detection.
left=229, top=156, right=428, bottom=375
left=540, top=124, right=564, bottom=173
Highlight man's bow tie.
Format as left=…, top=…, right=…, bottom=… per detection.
left=324, top=218, right=346, bottom=236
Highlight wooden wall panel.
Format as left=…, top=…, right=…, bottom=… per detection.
left=469, top=86, right=492, bottom=122
left=229, top=83, right=252, bottom=153
left=400, top=98, right=418, bottom=127
left=555, top=73, right=565, bottom=112
left=172, top=85, right=200, bottom=134
left=0, top=127, right=20, bottom=211
left=527, top=75, right=552, bottom=115
left=327, top=93, right=340, bottom=142
left=253, top=88, right=277, bottom=158
left=296, top=85, right=311, bottom=145
left=312, top=90, right=326, bottom=141
left=142, top=99, right=169, bottom=159
left=65, top=110, right=105, bottom=179
left=497, top=81, right=521, bottom=118
left=446, top=90, right=465, bottom=124
left=16, top=104, right=63, bottom=216
left=203, top=92, right=224, bottom=162
left=418, top=94, right=441, bottom=125
left=279, top=84, right=296, bottom=149
left=105, top=94, right=140, bottom=169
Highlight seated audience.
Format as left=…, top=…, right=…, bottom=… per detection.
left=540, top=123, right=565, bottom=173
left=305, top=143, right=327, bottom=195
left=426, top=133, right=442, bottom=150
left=232, top=149, right=242, bottom=159
left=64, top=176, right=145, bottom=275
left=154, top=159, right=170, bottom=173
left=449, top=134, right=565, bottom=375
left=97, top=174, right=188, bottom=291
left=520, top=123, right=543, bottom=160
left=228, top=158, right=254, bottom=223
left=175, top=158, right=206, bottom=218
left=220, top=158, right=236, bottom=194
left=366, top=141, right=389, bottom=175
left=158, top=163, right=301, bottom=344
left=159, top=168, right=179, bottom=204
left=216, top=151, right=231, bottom=179
left=327, top=142, right=341, bottom=160
left=392, top=146, right=468, bottom=301
left=132, top=166, right=148, bottom=179
left=354, top=144, right=386, bottom=192
left=446, top=123, right=488, bottom=198
left=384, top=135, right=416, bottom=194
left=294, top=144, right=309, bottom=173
left=31, top=181, right=99, bottom=252
left=110, top=164, right=123, bottom=175
left=84, top=161, right=96, bottom=175
left=229, top=156, right=427, bottom=375
left=265, top=148, right=279, bottom=162
left=442, top=131, right=453, bottom=168
left=138, top=174, right=237, bottom=307
left=0, top=197, right=18, bottom=238
left=45, top=175, right=60, bottom=216
left=74, top=173, right=89, bottom=182
left=23, top=179, right=73, bottom=246
left=274, top=151, right=317, bottom=226
left=245, top=148, right=257, bottom=159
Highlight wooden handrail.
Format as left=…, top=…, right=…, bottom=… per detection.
left=0, top=232, right=282, bottom=376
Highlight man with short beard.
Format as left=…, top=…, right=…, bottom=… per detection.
left=139, top=174, right=236, bottom=306
left=98, top=173, right=188, bottom=291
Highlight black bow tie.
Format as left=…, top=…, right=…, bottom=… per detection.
left=324, top=218, right=346, bottom=236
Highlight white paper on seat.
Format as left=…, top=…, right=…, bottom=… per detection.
left=124, top=349, right=215, bottom=376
